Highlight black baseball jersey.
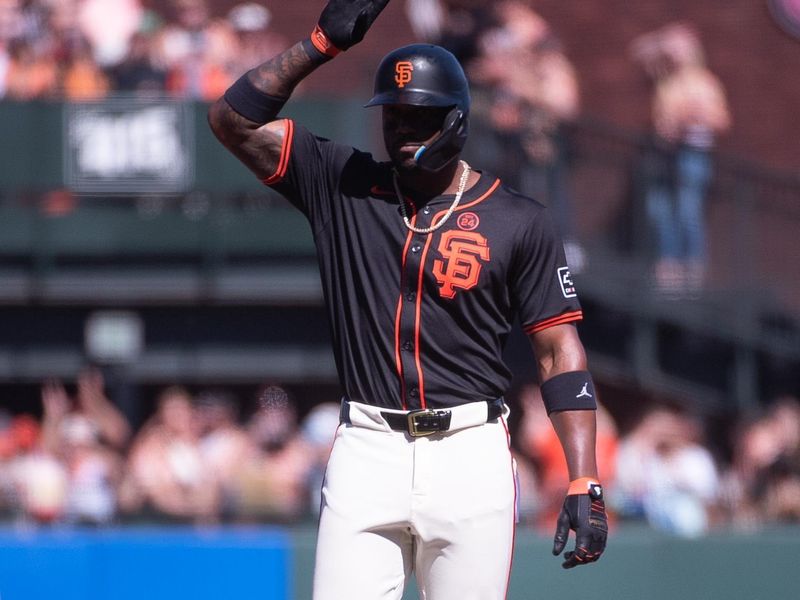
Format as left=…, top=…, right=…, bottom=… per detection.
left=265, top=120, right=582, bottom=410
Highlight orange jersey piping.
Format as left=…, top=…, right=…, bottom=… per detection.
left=261, top=119, right=294, bottom=185
left=524, top=310, right=583, bottom=335
left=456, top=178, right=500, bottom=212
left=394, top=215, right=417, bottom=410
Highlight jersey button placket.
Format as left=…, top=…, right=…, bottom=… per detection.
left=398, top=229, right=428, bottom=409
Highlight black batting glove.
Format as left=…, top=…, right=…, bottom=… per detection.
left=313, top=0, right=391, bottom=55
left=552, top=478, right=608, bottom=569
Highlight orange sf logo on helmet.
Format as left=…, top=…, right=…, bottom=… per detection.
left=394, top=61, right=413, bottom=88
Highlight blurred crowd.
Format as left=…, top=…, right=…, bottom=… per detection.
left=0, top=0, right=287, bottom=101
left=0, top=368, right=342, bottom=526
left=1, top=368, right=799, bottom=536
left=0, top=0, right=733, bottom=290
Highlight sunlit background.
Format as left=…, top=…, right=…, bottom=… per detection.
left=0, top=1, right=799, bottom=599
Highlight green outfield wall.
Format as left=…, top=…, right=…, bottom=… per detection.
left=293, top=526, right=800, bottom=600
left=0, top=99, right=374, bottom=194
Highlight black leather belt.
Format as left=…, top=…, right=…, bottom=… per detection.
left=340, top=398, right=504, bottom=437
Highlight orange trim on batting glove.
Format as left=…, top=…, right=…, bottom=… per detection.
left=567, top=477, right=600, bottom=495
left=310, top=25, right=341, bottom=57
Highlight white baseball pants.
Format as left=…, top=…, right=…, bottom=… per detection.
left=312, top=401, right=517, bottom=600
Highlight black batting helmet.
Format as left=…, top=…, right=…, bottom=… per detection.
left=366, top=44, right=470, bottom=172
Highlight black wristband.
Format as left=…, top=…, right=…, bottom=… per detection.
left=540, top=370, right=597, bottom=415
left=301, top=37, right=334, bottom=65
left=223, top=74, right=288, bottom=125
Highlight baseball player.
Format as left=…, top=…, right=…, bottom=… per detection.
left=209, top=1, right=608, bottom=598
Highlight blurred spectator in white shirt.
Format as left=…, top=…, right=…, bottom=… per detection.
left=119, top=386, right=219, bottom=523
left=613, top=405, right=721, bottom=537
left=226, top=2, right=288, bottom=75
left=59, top=413, right=122, bottom=524
left=77, top=0, right=143, bottom=67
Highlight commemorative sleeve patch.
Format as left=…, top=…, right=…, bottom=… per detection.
left=557, top=266, right=577, bottom=298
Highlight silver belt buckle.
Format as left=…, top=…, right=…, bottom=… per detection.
left=407, top=409, right=440, bottom=437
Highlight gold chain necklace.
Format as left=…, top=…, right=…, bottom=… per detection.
left=392, top=160, right=471, bottom=235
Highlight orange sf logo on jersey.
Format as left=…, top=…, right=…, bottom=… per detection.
left=395, top=61, right=414, bottom=88
left=432, top=231, right=491, bottom=299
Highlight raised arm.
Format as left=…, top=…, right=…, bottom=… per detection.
left=208, top=0, right=390, bottom=180
left=529, top=323, right=608, bottom=569
left=207, top=43, right=319, bottom=181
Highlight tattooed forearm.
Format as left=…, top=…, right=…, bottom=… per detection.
left=208, top=100, right=254, bottom=141
left=208, top=99, right=285, bottom=180
left=249, top=42, right=321, bottom=98
left=208, top=39, right=324, bottom=179
left=208, top=39, right=322, bottom=139
left=229, top=130, right=285, bottom=181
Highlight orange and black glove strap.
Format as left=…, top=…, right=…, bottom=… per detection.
left=552, top=478, right=608, bottom=569
left=313, top=0, right=391, bottom=56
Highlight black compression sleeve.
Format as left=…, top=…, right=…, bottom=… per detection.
left=540, top=370, right=597, bottom=415
left=223, top=74, right=288, bottom=125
